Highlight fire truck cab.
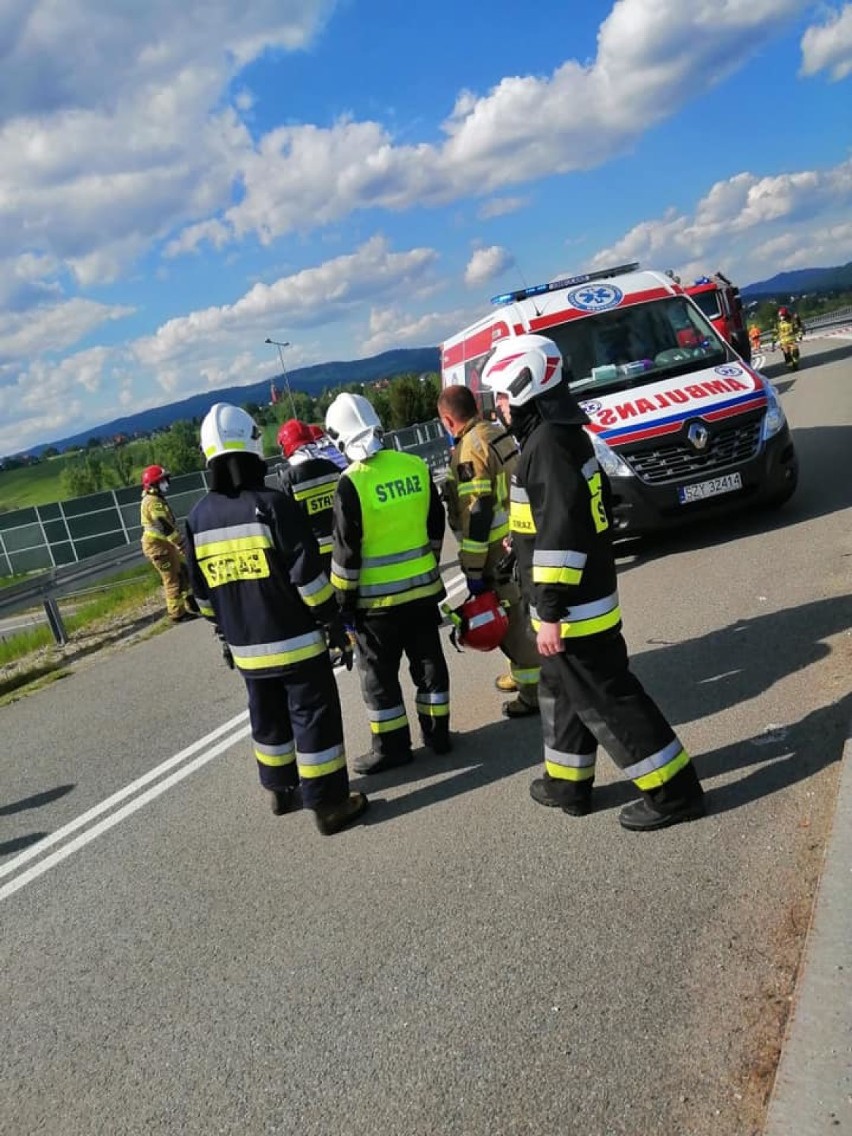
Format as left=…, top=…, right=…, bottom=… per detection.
left=440, top=263, right=798, bottom=538
left=684, top=272, right=751, bottom=363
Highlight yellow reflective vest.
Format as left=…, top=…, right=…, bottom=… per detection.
left=331, top=449, right=446, bottom=612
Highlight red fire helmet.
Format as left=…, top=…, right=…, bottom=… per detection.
left=141, top=464, right=168, bottom=490
left=446, top=590, right=509, bottom=652
left=277, top=418, right=314, bottom=458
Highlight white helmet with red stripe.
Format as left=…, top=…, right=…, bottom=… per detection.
left=481, top=334, right=563, bottom=406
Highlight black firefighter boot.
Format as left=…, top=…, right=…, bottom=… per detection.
left=618, top=763, right=706, bottom=831
left=314, top=792, right=369, bottom=836
left=529, top=773, right=593, bottom=817
left=267, top=786, right=301, bottom=816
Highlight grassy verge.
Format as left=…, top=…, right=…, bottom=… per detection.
left=0, top=567, right=164, bottom=688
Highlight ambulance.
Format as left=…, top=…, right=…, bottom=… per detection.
left=440, top=263, right=798, bottom=538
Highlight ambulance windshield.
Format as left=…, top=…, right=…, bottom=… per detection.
left=547, top=298, right=730, bottom=396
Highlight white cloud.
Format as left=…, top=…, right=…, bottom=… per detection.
left=360, top=307, right=458, bottom=355
left=464, top=245, right=516, bottom=287
left=0, top=299, right=133, bottom=363
left=478, top=196, right=530, bottom=220
left=800, top=4, right=852, bottom=79
left=175, top=0, right=809, bottom=251
left=589, top=156, right=852, bottom=283
left=133, top=237, right=438, bottom=379
left=0, top=1, right=335, bottom=282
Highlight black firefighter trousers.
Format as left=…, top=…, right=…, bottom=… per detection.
left=354, top=604, right=450, bottom=758
left=244, top=653, right=349, bottom=810
left=538, top=630, right=702, bottom=811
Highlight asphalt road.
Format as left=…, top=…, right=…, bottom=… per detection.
left=1, top=338, right=851, bottom=1136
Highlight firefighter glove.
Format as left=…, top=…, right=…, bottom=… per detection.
left=325, top=617, right=354, bottom=671
left=214, top=627, right=235, bottom=669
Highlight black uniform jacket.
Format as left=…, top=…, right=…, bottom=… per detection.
left=514, top=421, right=620, bottom=630
left=186, top=486, right=338, bottom=676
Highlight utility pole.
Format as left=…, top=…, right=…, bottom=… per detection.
left=264, top=338, right=297, bottom=418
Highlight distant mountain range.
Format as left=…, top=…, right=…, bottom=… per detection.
left=741, top=261, right=852, bottom=298
left=32, top=346, right=441, bottom=456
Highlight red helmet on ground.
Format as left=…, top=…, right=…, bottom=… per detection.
left=444, top=590, right=509, bottom=652
left=141, top=464, right=168, bottom=490
left=277, top=419, right=314, bottom=458
left=307, top=424, right=325, bottom=441
left=778, top=307, right=790, bottom=318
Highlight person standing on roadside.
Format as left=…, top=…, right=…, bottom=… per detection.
left=325, top=393, right=450, bottom=774
left=185, top=403, right=368, bottom=836
left=140, top=464, right=198, bottom=623
left=437, top=383, right=540, bottom=718
left=481, top=335, right=706, bottom=831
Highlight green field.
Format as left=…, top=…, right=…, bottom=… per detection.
left=0, top=454, right=78, bottom=511
left=0, top=442, right=156, bottom=513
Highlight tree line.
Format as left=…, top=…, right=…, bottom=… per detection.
left=59, top=372, right=442, bottom=498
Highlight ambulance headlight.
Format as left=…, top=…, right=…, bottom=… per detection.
left=762, top=388, right=787, bottom=441
left=592, top=436, right=632, bottom=478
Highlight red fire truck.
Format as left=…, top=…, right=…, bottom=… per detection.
left=684, top=272, right=751, bottom=363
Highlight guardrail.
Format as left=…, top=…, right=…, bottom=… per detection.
left=0, top=421, right=451, bottom=638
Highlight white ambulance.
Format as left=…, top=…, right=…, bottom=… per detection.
left=440, top=263, right=798, bottom=537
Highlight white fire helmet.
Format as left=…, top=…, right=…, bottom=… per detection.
left=325, top=393, right=384, bottom=462
left=481, top=334, right=563, bottom=407
left=200, top=403, right=264, bottom=464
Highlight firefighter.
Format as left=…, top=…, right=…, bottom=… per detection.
left=325, top=393, right=450, bottom=774
left=276, top=419, right=342, bottom=575
left=140, top=464, right=198, bottom=623
left=436, top=384, right=540, bottom=717
left=775, top=307, right=801, bottom=370
left=748, top=321, right=762, bottom=356
left=184, top=403, right=368, bottom=836
left=481, top=335, right=706, bottom=831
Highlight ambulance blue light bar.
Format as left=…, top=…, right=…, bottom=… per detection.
left=490, top=262, right=641, bottom=306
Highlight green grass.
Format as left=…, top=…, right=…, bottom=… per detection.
left=0, top=454, right=76, bottom=510
left=0, top=567, right=162, bottom=669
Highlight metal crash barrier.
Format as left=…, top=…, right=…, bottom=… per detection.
left=0, top=420, right=451, bottom=642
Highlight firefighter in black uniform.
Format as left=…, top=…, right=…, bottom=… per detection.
left=325, top=393, right=450, bottom=775
left=185, top=402, right=368, bottom=836
left=436, top=383, right=540, bottom=717
left=482, top=336, right=706, bottom=831
left=276, top=418, right=342, bottom=575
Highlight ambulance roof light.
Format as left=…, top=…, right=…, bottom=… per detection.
left=490, top=262, right=641, bottom=306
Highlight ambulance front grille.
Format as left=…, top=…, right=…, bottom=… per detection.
left=625, top=419, right=762, bottom=484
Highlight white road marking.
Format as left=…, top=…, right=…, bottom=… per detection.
left=1, top=565, right=472, bottom=901
left=0, top=710, right=250, bottom=885
left=0, top=722, right=252, bottom=903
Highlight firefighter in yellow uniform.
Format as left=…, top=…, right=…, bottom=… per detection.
left=437, top=384, right=540, bottom=717
left=140, top=464, right=197, bottom=622
left=325, top=393, right=450, bottom=775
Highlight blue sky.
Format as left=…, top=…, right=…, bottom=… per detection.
left=1, top=0, right=850, bottom=456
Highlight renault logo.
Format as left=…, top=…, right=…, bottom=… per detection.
left=687, top=423, right=710, bottom=451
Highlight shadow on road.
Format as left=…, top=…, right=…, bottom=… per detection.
left=615, top=422, right=852, bottom=571
left=0, top=783, right=75, bottom=817
left=0, top=832, right=48, bottom=857
left=701, top=693, right=851, bottom=816
left=355, top=593, right=849, bottom=826
left=631, top=595, right=851, bottom=726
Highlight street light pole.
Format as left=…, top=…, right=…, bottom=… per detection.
left=264, top=337, right=297, bottom=418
